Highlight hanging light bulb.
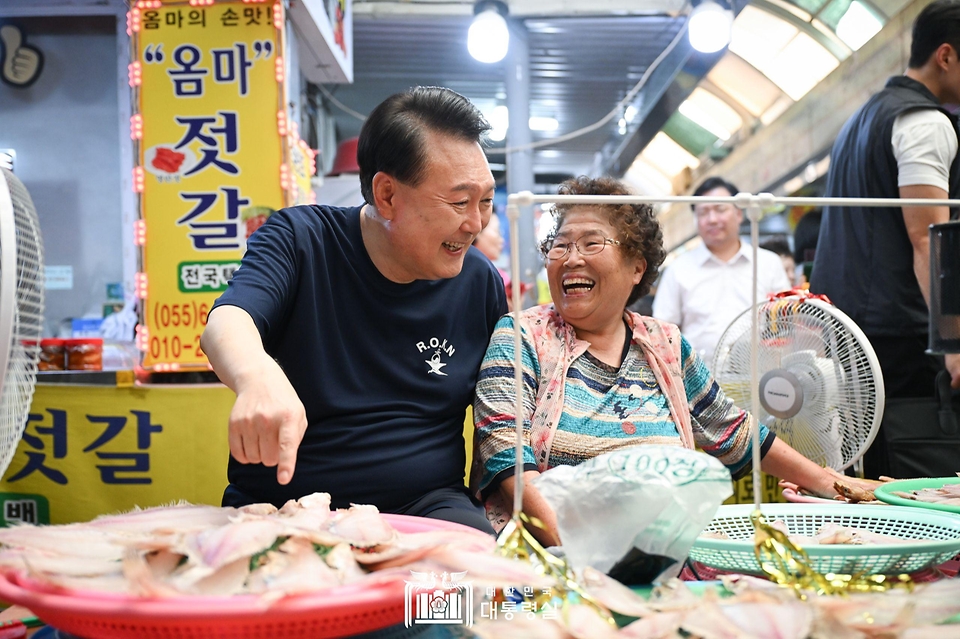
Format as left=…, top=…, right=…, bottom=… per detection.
left=688, top=0, right=733, bottom=54
left=468, top=0, right=510, bottom=64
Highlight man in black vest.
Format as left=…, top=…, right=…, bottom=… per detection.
left=811, top=0, right=960, bottom=477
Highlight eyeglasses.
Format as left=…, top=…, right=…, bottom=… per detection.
left=542, top=232, right=621, bottom=260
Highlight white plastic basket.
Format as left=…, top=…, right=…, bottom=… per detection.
left=690, top=503, right=960, bottom=576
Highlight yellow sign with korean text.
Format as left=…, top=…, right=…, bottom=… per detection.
left=290, top=129, right=317, bottom=206
left=0, top=384, right=232, bottom=525
left=135, top=1, right=285, bottom=367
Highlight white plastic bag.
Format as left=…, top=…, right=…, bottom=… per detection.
left=532, top=445, right=732, bottom=582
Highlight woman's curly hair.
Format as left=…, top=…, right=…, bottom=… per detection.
left=541, top=176, right=665, bottom=306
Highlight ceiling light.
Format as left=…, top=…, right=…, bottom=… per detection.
left=689, top=0, right=733, bottom=54
left=483, top=106, right=561, bottom=139
left=624, top=105, right=638, bottom=122
left=468, top=1, right=510, bottom=64
left=529, top=116, right=558, bottom=131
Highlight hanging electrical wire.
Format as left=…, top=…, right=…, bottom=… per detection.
left=317, top=83, right=367, bottom=122
left=311, top=3, right=694, bottom=148
left=487, top=11, right=691, bottom=155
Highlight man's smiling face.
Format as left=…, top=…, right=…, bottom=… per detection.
left=385, top=129, right=495, bottom=282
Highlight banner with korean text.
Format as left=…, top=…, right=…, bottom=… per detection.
left=131, top=0, right=287, bottom=368
left=0, top=384, right=233, bottom=525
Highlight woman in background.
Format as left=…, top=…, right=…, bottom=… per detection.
left=473, top=211, right=529, bottom=311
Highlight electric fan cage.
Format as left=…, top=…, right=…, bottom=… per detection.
left=0, top=168, right=44, bottom=479
left=712, top=296, right=884, bottom=471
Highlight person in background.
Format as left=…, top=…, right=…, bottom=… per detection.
left=760, top=236, right=797, bottom=286
left=792, top=209, right=822, bottom=285
left=627, top=281, right=656, bottom=316
left=810, top=0, right=960, bottom=477
left=473, top=212, right=530, bottom=310
left=471, top=176, right=877, bottom=544
left=652, top=177, right=790, bottom=367
left=201, top=87, right=506, bottom=532
left=473, top=208, right=505, bottom=264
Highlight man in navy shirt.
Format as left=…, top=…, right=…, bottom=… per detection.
left=201, top=87, right=506, bottom=532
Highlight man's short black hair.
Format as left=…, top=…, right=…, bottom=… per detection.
left=909, top=0, right=960, bottom=69
left=357, top=86, right=491, bottom=205
left=692, top=176, right=739, bottom=204
left=760, top=236, right=792, bottom=258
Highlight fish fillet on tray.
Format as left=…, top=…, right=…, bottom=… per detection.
left=874, top=477, right=960, bottom=514
left=0, top=493, right=547, bottom=639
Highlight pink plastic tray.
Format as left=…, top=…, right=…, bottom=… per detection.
left=0, top=514, right=486, bottom=639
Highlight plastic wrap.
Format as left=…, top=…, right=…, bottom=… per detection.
left=533, top=446, right=732, bottom=583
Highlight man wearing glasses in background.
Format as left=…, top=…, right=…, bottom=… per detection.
left=652, top=177, right=790, bottom=367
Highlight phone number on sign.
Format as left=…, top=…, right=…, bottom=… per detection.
left=149, top=302, right=209, bottom=361
left=152, top=302, right=209, bottom=331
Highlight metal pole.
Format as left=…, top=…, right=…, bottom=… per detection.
left=505, top=20, right=537, bottom=307
left=747, top=202, right=763, bottom=511
left=506, top=202, right=524, bottom=518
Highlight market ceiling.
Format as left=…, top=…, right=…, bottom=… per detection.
left=313, top=0, right=908, bottom=190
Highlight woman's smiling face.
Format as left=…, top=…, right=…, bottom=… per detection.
left=546, top=206, right=646, bottom=334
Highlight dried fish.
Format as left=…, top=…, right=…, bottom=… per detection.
left=475, top=577, right=960, bottom=638
left=892, top=483, right=960, bottom=507
left=0, top=492, right=537, bottom=602
left=698, top=521, right=920, bottom=546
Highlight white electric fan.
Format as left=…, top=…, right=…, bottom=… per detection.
left=0, top=168, right=44, bottom=478
left=712, top=294, right=884, bottom=471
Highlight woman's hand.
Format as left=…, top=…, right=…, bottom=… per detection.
left=779, top=468, right=893, bottom=502
left=499, top=471, right=562, bottom=547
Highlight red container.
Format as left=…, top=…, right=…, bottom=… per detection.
left=38, top=338, right=67, bottom=371
left=65, top=338, right=103, bottom=371
left=327, top=137, right=359, bottom=176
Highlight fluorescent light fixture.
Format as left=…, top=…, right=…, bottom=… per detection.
left=468, top=1, right=510, bottom=64
left=529, top=116, right=558, bottom=131
left=836, top=1, right=882, bottom=51
left=484, top=106, right=561, bottom=139
left=689, top=0, right=733, bottom=54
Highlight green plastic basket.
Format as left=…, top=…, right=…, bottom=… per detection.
left=874, top=477, right=960, bottom=515
left=689, top=503, right=960, bottom=576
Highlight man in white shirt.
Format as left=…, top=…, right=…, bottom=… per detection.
left=653, top=177, right=791, bottom=368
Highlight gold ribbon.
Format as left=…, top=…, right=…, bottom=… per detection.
left=496, top=513, right=616, bottom=626
left=751, top=509, right=913, bottom=598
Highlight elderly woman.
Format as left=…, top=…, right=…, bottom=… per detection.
left=471, top=176, right=873, bottom=545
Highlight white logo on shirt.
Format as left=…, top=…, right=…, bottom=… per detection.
left=416, top=337, right=455, bottom=376
left=425, top=353, right=448, bottom=376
